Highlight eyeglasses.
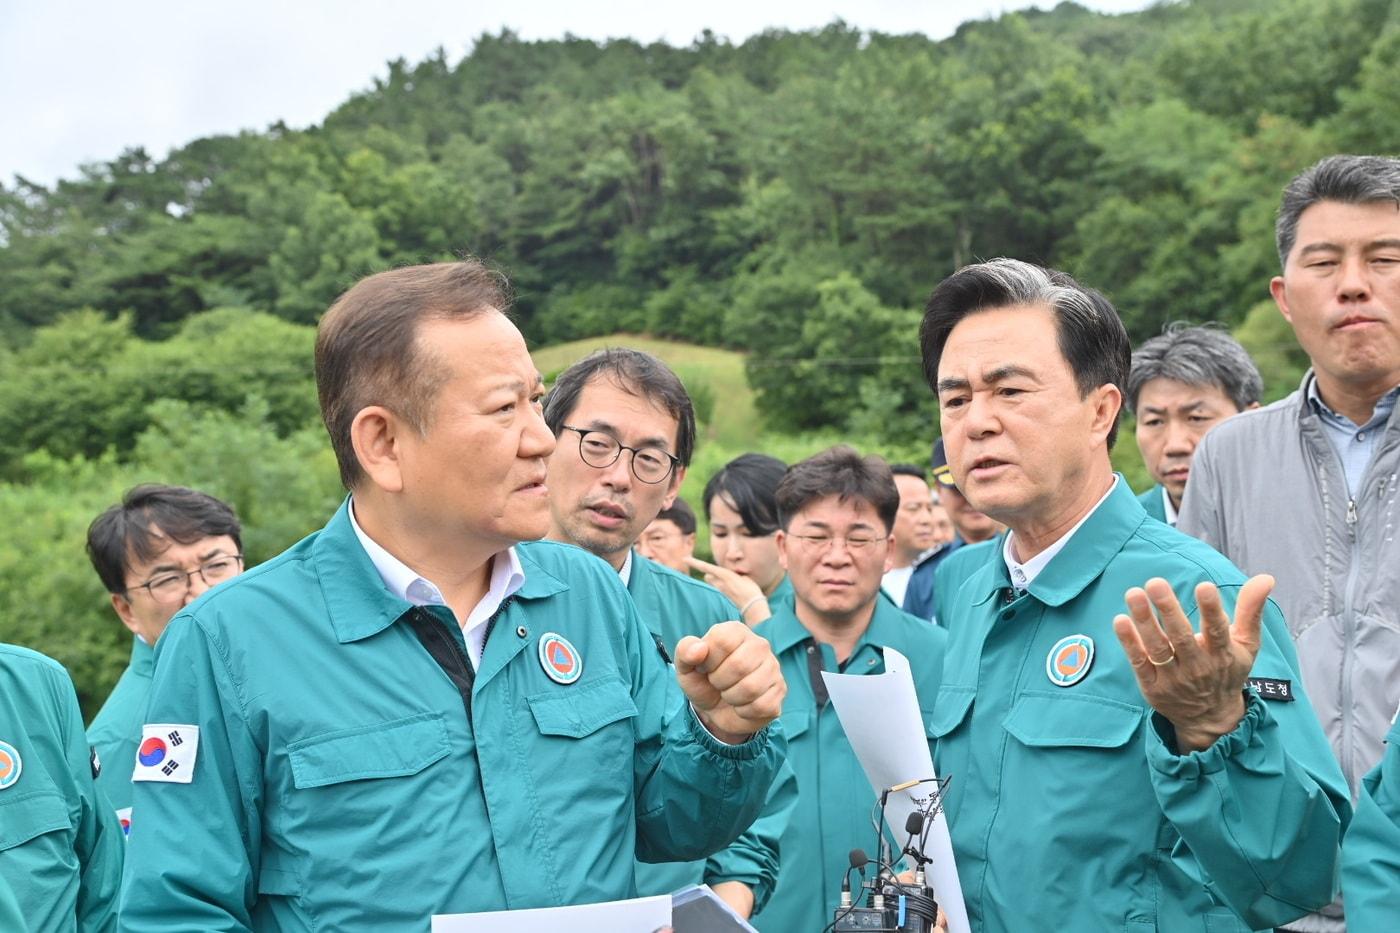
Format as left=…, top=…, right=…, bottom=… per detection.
left=562, top=425, right=679, bottom=485
left=126, top=554, right=244, bottom=603
left=787, top=533, right=883, bottom=553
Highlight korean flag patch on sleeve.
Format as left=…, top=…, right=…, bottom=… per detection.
left=132, top=724, right=200, bottom=784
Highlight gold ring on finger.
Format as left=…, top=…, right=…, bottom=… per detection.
left=1148, top=652, right=1177, bottom=666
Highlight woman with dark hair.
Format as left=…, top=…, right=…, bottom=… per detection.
left=687, top=453, right=793, bottom=626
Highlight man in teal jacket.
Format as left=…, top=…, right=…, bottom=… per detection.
left=710, top=445, right=948, bottom=932
left=921, top=258, right=1348, bottom=931
left=542, top=347, right=796, bottom=917
left=1125, top=325, right=1262, bottom=527
left=1342, top=711, right=1400, bottom=929
left=1, top=643, right=124, bottom=932
left=119, top=261, right=787, bottom=931
left=84, top=485, right=243, bottom=818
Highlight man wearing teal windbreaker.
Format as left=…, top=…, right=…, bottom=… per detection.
left=84, top=484, right=244, bottom=819
left=118, top=261, right=787, bottom=931
left=542, top=347, right=796, bottom=917
left=1342, top=710, right=1400, bottom=929
left=920, top=259, right=1349, bottom=931
left=710, top=445, right=948, bottom=932
left=1, top=643, right=123, bottom=932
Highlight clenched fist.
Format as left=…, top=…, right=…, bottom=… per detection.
left=674, top=621, right=786, bottom=744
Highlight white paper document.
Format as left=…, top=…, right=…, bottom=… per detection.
left=821, top=646, right=972, bottom=933
left=432, top=895, right=670, bottom=933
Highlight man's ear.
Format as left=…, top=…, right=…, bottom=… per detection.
left=883, top=534, right=895, bottom=573
left=662, top=465, right=687, bottom=510
left=351, top=406, right=408, bottom=493
left=776, top=530, right=789, bottom=572
left=1270, top=276, right=1293, bottom=324
left=1091, top=384, right=1123, bottom=447
left=110, top=593, right=141, bottom=636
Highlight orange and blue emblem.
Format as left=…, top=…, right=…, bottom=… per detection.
left=1046, top=634, right=1095, bottom=687
left=138, top=736, right=168, bottom=767
left=538, top=632, right=582, bottom=685
left=0, top=740, right=21, bottom=790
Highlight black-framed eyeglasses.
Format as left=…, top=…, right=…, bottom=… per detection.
left=125, top=554, right=244, bottom=604
left=561, top=425, right=679, bottom=484
left=787, top=533, right=883, bottom=554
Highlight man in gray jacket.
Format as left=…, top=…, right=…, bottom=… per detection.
left=1179, top=154, right=1400, bottom=933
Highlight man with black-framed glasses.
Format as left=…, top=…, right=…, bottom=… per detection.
left=709, top=444, right=947, bottom=932
left=542, top=348, right=795, bottom=920
left=84, top=484, right=243, bottom=820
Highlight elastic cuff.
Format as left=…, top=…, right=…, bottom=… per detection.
left=1148, top=690, right=1266, bottom=779
left=686, top=704, right=774, bottom=760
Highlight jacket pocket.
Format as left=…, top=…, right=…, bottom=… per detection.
left=0, top=790, right=70, bottom=850
left=287, top=711, right=450, bottom=789
left=927, top=684, right=976, bottom=739
left=1002, top=691, right=1143, bottom=749
left=526, top=676, right=638, bottom=738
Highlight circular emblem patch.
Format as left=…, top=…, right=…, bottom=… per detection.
left=0, top=740, right=22, bottom=790
left=1046, top=634, right=1095, bottom=687
left=538, top=632, right=582, bottom=685
left=138, top=736, right=168, bottom=767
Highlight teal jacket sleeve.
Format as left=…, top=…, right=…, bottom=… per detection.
left=118, top=616, right=264, bottom=932
left=701, top=758, right=799, bottom=914
left=57, top=666, right=124, bottom=933
left=1342, top=717, right=1400, bottom=929
left=1144, top=597, right=1349, bottom=929
left=627, top=606, right=787, bottom=864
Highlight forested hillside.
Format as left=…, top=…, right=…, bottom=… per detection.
left=1, top=0, right=1394, bottom=708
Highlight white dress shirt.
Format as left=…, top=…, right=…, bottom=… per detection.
left=1003, top=477, right=1119, bottom=591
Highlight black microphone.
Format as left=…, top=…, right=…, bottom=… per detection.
left=905, top=812, right=925, bottom=835
left=849, top=848, right=868, bottom=873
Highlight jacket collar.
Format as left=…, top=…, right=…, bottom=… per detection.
left=314, top=498, right=568, bottom=644
left=967, top=474, right=1145, bottom=609
left=767, top=588, right=906, bottom=659
left=129, top=634, right=155, bottom=674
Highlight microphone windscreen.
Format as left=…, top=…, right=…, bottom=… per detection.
left=905, top=812, right=925, bottom=834
left=849, top=848, right=868, bottom=870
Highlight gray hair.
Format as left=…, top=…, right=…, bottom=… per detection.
left=1126, top=324, right=1263, bottom=415
left=1277, top=155, right=1400, bottom=267
left=920, top=258, right=1132, bottom=449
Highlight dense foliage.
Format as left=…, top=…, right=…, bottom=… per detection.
left=0, top=0, right=1387, bottom=708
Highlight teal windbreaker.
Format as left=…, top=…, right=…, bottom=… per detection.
left=86, top=636, right=153, bottom=817
left=118, top=502, right=785, bottom=931
left=625, top=552, right=795, bottom=913
left=932, top=478, right=1349, bottom=931
left=1342, top=711, right=1400, bottom=929
left=0, top=644, right=123, bottom=932
left=714, top=596, right=947, bottom=932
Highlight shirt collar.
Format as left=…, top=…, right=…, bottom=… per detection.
left=1161, top=485, right=1179, bottom=527
left=618, top=549, right=634, bottom=586
left=1003, top=476, right=1119, bottom=591
left=1306, top=371, right=1400, bottom=429
left=765, top=588, right=900, bottom=659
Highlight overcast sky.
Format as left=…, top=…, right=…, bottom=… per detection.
left=1, top=0, right=1152, bottom=188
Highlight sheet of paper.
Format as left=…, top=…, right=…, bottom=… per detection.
left=822, top=646, right=972, bottom=933
left=431, top=895, right=670, bottom=933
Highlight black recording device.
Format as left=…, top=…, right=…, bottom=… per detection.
left=825, top=777, right=949, bottom=933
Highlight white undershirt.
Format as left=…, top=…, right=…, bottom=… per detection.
left=1161, top=486, right=1179, bottom=527
left=349, top=500, right=524, bottom=669
left=618, top=549, right=634, bottom=586
left=882, top=565, right=915, bottom=606
left=1003, top=477, right=1119, bottom=591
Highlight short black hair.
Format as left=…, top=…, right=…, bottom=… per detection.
left=543, top=348, right=697, bottom=467
left=1277, top=154, right=1400, bottom=267
left=653, top=498, right=697, bottom=536
left=920, top=259, right=1131, bottom=450
left=1127, top=324, right=1263, bottom=415
left=702, top=453, right=787, bottom=535
left=889, top=463, right=927, bottom=481
left=776, top=445, right=900, bottom=534
left=87, top=485, right=242, bottom=594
